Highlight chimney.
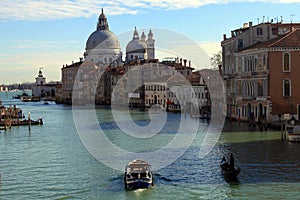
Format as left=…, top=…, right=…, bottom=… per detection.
left=249, top=21, right=253, bottom=27
left=223, top=34, right=227, bottom=40
left=183, top=59, right=187, bottom=67
left=180, top=58, right=182, bottom=65
left=189, top=60, right=191, bottom=67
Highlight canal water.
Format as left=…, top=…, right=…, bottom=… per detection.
left=0, top=92, right=300, bottom=199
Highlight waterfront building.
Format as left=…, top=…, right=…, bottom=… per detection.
left=123, top=57, right=196, bottom=108
left=188, top=71, right=211, bottom=117
left=32, top=69, right=60, bottom=100
left=144, top=75, right=170, bottom=109
left=60, top=60, right=82, bottom=104
left=143, top=70, right=210, bottom=116
left=60, top=9, right=155, bottom=105
left=222, top=21, right=300, bottom=122
left=167, top=75, right=192, bottom=112
left=59, top=8, right=209, bottom=110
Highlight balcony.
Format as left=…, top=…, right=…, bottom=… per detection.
left=242, top=71, right=252, bottom=78
left=242, top=95, right=256, bottom=100
left=222, top=74, right=232, bottom=79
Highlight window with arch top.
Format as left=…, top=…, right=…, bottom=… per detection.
left=283, top=52, right=291, bottom=72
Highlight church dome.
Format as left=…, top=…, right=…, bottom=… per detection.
left=86, top=29, right=120, bottom=51
left=126, top=39, right=146, bottom=53
left=126, top=27, right=146, bottom=54
left=85, top=9, right=120, bottom=51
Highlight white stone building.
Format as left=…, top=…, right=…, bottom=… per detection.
left=32, top=69, right=59, bottom=99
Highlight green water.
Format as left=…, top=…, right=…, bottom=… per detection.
left=0, top=92, right=299, bottom=199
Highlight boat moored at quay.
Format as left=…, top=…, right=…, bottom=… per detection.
left=287, top=125, right=300, bottom=142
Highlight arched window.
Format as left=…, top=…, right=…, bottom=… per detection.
left=283, top=79, right=291, bottom=97
left=283, top=52, right=290, bottom=72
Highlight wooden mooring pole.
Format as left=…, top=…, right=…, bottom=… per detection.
left=281, top=115, right=284, bottom=141
left=28, top=112, right=31, bottom=131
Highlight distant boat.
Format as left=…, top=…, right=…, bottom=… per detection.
left=124, top=159, right=154, bottom=190
left=287, top=125, right=300, bottom=142
left=13, top=92, right=29, bottom=99
left=20, top=96, right=40, bottom=102
left=0, top=118, right=43, bottom=127
left=21, top=96, right=31, bottom=102
left=31, top=96, right=40, bottom=102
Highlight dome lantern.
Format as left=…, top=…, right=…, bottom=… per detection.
left=141, top=31, right=146, bottom=42
left=133, top=26, right=139, bottom=40
left=97, top=8, right=109, bottom=31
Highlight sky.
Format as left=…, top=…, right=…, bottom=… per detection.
left=1, top=0, right=300, bottom=84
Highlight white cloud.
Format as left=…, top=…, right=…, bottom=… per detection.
left=1, top=0, right=300, bottom=21
left=0, top=50, right=82, bottom=83
left=199, top=41, right=221, bottom=57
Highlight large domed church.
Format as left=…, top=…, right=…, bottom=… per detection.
left=84, top=9, right=155, bottom=65
left=84, top=9, right=123, bottom=66
left=60, top=9, right=157, bottom=105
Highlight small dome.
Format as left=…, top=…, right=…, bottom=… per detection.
left=86, top=29, right=120, bottom=51
left=126, top=27, right=146, bottom=54
left=126, top=40, right=146, bottom=54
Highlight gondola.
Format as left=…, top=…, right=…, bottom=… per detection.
left=220, top=164, right=241, bottom=181
left=220, top=155, right=241, bottom=181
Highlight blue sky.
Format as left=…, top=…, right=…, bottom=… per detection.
left=1, top=0, right=300, bottom=84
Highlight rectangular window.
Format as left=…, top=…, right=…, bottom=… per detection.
left=283, top=79, right=291, bottom=97
left=237, top=39, right=244, bottom=51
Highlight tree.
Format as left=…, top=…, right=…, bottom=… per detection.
left=210, top=50, right=222, bottom=70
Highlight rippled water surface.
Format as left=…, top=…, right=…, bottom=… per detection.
left=0, top=92, right=300, bottom=199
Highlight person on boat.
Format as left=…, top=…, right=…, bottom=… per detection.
left=221, top=156, right=229, bottom=170
left=229, top=153, right=235, bottom=171
left=221, top=156, right=226, bottom=165
left=291, top=115, right=296, bottom=126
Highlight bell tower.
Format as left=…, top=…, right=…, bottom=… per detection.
left=147, top=29, right=155, bottom=60
left=36, top=68, right=46, bottom=85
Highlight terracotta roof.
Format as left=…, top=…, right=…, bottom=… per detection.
left=145, top=75, right=172, bottom=83
left=271, top=28, right=300, bottom=47
left=240, top=28, right=300, bottom=52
